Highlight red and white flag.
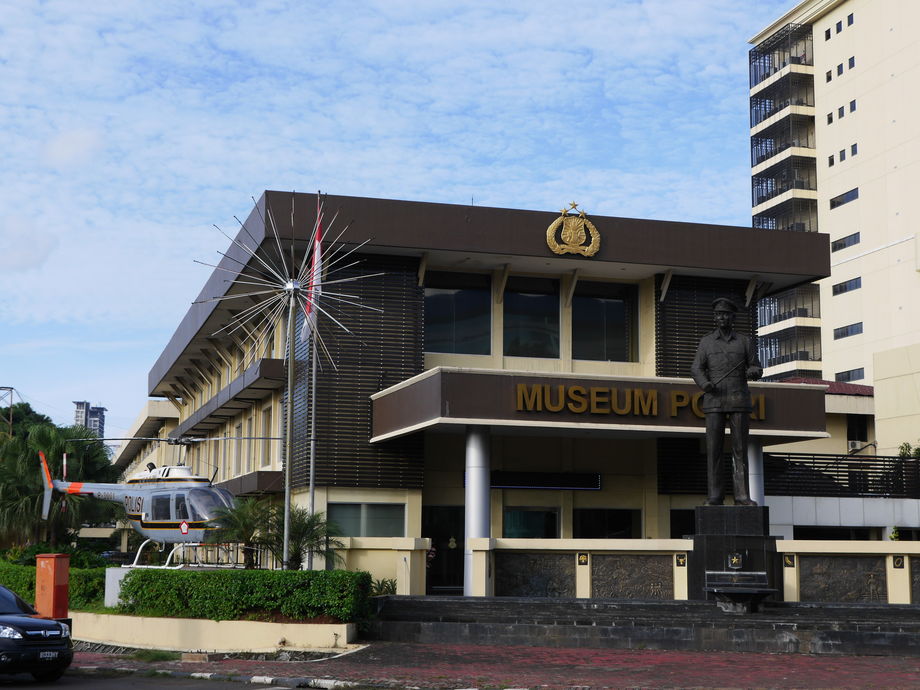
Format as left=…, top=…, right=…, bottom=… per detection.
left=300, top=199, right=322, bottom=342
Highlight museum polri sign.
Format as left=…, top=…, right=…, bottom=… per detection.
left=514, top=383, right=766, bottom=421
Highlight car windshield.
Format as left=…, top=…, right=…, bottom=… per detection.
left=0, top=586, right=35, bottom=615
left=187, top=488, right=234, bottom=521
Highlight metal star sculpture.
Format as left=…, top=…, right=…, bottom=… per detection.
left=192, top=192, right=381, bottom=569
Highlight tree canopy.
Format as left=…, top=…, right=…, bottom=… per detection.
left=0, top=404, right=120, bottom=546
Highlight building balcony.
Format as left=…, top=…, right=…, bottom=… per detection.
left=750, top=72, right=815, bottom=129
left=752, top=156, right=817, bottom=208
left=758, top=284, right=820, bottom=327
left=753, top=197, right=818, bottom=233
left=751, top=114, right=815, bottom=168
left=749, top=23, right=813, bottom=89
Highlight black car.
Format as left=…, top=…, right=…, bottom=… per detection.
left=0, top=585, right=72, bottom=682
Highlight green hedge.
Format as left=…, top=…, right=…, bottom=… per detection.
left=0, top=563, right=106, bottom=609
left=118, top=569, right=372, bottom=622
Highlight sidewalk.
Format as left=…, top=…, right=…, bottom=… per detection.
left=72, top=641, right=920, bottom=688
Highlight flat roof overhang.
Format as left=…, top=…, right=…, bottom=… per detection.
left=149, top=191, right=830, bottom=396
left=371, top=367, right=828, bottom=446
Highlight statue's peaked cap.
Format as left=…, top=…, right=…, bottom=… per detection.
left=712, top=297, right=739, bottom=313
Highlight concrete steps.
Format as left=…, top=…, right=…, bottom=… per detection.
left=365, top=596, right=920, bottom=656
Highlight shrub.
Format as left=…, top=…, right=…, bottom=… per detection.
left=0, top=562, right=105, bottom=609
left=118, top=569, right=372, bottom=622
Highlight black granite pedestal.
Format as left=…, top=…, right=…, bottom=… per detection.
left=687, top=506, right=781, bottom=612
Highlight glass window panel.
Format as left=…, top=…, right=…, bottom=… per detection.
left=152, top=494, right=171, bottom=521
left=365, top=504, right=405, bottom=537
left=328, top=504, right=362, bottom=536
left=503, top=277, right=559, bottom=358
left=573, top=509, right=641, bottom=538
left=502, top=507, right=559, bottom=538
left=572, top=282, right=637, bottom=362
left=424, top=272, right=490, bottom=355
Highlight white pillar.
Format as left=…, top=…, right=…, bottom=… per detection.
left=464, top=425, right=490, bottom=596
left=748, top=438, right=765, bottom=506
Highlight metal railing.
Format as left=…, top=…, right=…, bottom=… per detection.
left=765, top=453, right=920, bottom=498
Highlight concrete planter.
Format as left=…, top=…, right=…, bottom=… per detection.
left=71, top=611, right=355, bottom=652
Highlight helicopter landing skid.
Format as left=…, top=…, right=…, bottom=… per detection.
left=124, top=539, right=201, bottom=569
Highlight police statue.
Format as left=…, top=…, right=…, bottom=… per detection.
left=690, top=297, right=763, bottom=506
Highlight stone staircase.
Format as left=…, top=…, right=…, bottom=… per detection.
left=365, top=596, right=920, bottom=656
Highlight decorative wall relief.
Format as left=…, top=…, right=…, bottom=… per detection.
left=799, top=555, right=887, bottom=603
left=494, top=552, right=576, bottom=597
left=592, top=554, right=672, bottom=599
left=911, top=557, right=920, bottom=604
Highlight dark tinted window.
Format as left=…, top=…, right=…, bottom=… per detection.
left=832, top=277, right=861, bottom=295
left=830, top=188, right=858, bottom=209
left=572, top=282, right=638, bottom=362
left=503, top=507, right=558, bottom=538
left=833, top=322, right=863, bottom=339
left=836, top=367, right=865, bottom=382
left=573, top=509, right=640, bottom=538
left=831, top=232, right=860, bottom=252
left=0, top=586, right=35, bottom=614
left=152, top=494, right=171, bottom=520
left=424, top=272, right=491, bottom=355
left=503, top=277, right=559, bottom=358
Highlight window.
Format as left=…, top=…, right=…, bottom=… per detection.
left=831, top=232, right=860, bottom=251
left=851, top=143, right=858, bottom=156
left=828, top=155, right=835, bottom=167
left=233, top=422, right=242, bottom=475
left=832, top=277, right=861, bottom=295
left=849, top=99, right=857, bottom=112
left=151, top=494, right=171, bottom=521
left=836, top=367, right=865, bottom=382
left=849, top=56, right=855, bottom=69
left=834, top=322, right=863, bottom=339
left=837, top=63, right=843, bottom=76
left=175, top=494, right=190, bottom=521
left=424, top=271, right=491, bottom=355
left=839, top=149, right=846, bottom=162
left=503, top=507, right=559, bottom=538
left=838, top=106, right=845, bottom=119
left=260, top=407, right=272, bottom=467
left=827, top=112, right=833, bottom=125
left=573, top=509, right=640, bottom=538
left=824, top=28, right=831, bottom=40
left=836, top=20, right=842, bottom=33
left=848, top=13, right=854, bottom=26
left=847, top=414, right=868, bottom=442
left=826, top=70, right=832, bottom=82
left=328, top=503, right=406, bottom=537
left=503, top=276, right=559, bottom=358
left=571, top=281, right=638, bottom=362
left=830, top=188, right=859, bottom=209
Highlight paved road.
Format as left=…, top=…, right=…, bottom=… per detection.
left=71, top=642, right=920, bottom=688
left=0, top=672, right=244, bottom=688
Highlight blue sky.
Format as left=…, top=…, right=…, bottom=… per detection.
left=1, top=0, right=798, bottom=437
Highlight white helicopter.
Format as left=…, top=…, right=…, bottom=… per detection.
left=39, top=448, right=240, bottom=567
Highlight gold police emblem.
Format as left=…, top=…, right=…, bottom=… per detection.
left=546, top=202, right=600, bottom=257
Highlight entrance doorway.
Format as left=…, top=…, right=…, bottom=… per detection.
left=422, top=505, right=464, bottom=595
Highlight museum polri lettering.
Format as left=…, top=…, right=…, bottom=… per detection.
left=515, top=383, right=767, bottom=421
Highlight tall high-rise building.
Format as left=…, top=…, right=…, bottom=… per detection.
left=73, top=400, right=106, bottom=438
left=749, top=0, right=920, bottom=452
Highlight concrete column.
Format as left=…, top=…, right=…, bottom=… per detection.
left=464, top=425, right=490, bottom=596
left=748, top=438, right=765, bottom=505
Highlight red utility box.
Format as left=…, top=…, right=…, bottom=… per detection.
left=35, top=554, right=69, bottom=619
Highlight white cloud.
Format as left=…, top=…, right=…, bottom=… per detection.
left=0, top=0, right=800, bottom=424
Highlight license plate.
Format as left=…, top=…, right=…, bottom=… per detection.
left=39, top=651, right=58, bottom=660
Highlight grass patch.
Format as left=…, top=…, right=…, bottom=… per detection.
left=72, top=603, right=119, bottom=615
left=129, top=649, right=181, bottom=662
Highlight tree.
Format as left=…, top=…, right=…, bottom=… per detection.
left=0, top=402, right=51, bottom=440
left=264, top=506, right=344, bottom=571
left=206, top=497, right=272, bottom=569
left=0, top=422, right=119, bottom=546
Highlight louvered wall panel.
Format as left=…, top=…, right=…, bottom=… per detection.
left=654, top=274, right=756, bottom=378
left=285, top=254, right=424, bottom=490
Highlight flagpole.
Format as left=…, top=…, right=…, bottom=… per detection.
left=306, top=329, right=318, bottom=570
left=282, top=290, right=295, bottom=570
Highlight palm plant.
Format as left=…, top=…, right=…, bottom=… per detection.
left=0, top=422, right=118, bottom=546
left=265, top=506, right=344, bottom=570
left=206, top=497, right=271, bottom=569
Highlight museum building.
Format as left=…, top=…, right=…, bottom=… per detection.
left=111, top=192, right=920, bottom=601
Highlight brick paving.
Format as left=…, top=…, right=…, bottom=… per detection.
left=72, top=642, right=920, bottom=688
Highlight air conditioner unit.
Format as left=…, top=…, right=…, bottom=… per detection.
left=847, top=440, right=862, bottom=453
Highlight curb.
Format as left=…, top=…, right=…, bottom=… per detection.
left=70, top=664, right=365, bottom=688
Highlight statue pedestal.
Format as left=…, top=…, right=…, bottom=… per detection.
left=687, top=506, right=780, bottom=612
